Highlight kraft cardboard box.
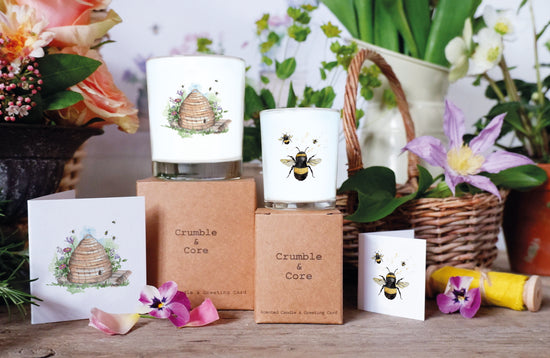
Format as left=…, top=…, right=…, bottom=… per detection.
left=137, top=177, right=256, bottom=310
left=254, top=208, right=343, bottom=324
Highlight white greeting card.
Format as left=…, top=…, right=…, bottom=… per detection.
left=28, top=191, right=146, bottom=324
left=358, top=230, right=426, bottom=321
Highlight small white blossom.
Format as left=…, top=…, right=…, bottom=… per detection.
left=445, top=18, right=473, bottom=82
left=469, top=28, right=503, bottom=75
left=483, top=5, right=516, bottom=40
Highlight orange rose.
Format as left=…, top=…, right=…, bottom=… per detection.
left=56, top=46, right=139, bottom=133
left=15, top=0, right=119, bottom=47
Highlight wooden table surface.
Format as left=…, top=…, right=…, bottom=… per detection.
left=1, top=252, right=550, bottom=358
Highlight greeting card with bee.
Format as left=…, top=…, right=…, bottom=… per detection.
left=357, top=230, right=426, bottom=321
left=27, top=191, right=146, bottom=324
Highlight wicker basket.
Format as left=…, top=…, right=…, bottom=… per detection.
left=57, top=145, right=86, bottom=192
left=338, top=48, right=506, bottom=272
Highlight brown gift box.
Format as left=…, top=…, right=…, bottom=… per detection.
left=136, top=177, right=256, bottom=310
left=254, top=208, right=343, bottom=324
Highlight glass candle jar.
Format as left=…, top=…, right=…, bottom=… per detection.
left=260, top=108, right=340, bottom=209
left=146, top=55, right=245, bottom=180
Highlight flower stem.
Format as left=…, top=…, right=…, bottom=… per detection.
left=482, top=73, right=506, bottom=102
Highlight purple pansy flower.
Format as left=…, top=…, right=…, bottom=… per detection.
left=403, top=100, right=534, bottom=200
left=139, top=281, right=192, bottom=327
left=437, top=276, right=481, bottom=318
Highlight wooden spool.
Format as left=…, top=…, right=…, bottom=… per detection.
left=67, top=234, right=112, bottom=284
left=178, top=89, right=215, bottom=130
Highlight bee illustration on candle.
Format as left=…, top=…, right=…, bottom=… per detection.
left=401, top=260, right=406, bottom=267
left=280, top=147, right=321, bottom=181
left=373, top=267, right=409, bottom=300
left=372, top=252, right=383, bottom=264
left=279, top=133, right=292, bottom=145
left=312, top=138, right=318, bottom=144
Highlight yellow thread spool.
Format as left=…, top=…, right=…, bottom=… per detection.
left=426, top=266, right=542, bottom=312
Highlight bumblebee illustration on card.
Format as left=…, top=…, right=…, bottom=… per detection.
left=373, top=267, right=409, bottom=300
left=280, top=147, right=322, bottom=181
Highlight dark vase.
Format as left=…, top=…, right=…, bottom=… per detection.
left=0, top=123, right=102, bottom=223
left=503, top=163, right=550, bottom=275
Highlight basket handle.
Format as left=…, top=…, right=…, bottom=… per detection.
left=342, top=48, right=420, bottom=187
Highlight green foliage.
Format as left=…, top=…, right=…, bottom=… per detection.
left=38, top=54, right=101, bottom=96
left=320, top=0, right=481, bottom=66
left=0, top=227, right=41, bottom=317
left=338, top=165, right=432, bottom=222
left=338, top=164, right=547, bottom=223
left=196, top=37, right=214, bottom=54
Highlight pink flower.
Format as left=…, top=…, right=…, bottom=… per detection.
left=437, top=276, right=481, bottom=318
left=139, top=281, right=192, bottom=328
left=89, top=308, right=140, bottom=335
left=139, top=281, right=220, bottom=328
left=54, top=46, right=139, bottom=133
left=15, top=0, right=116, bottom=48
left=89, top=281, right=220, bottom=335
left=403, top=100, right=534, bottom=200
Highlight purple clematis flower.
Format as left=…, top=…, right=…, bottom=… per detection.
left=437, top=276, right=481, bottom=318
left=139, top=281, right=192, bottom=327
left=403, top=100, right=534, bottom=199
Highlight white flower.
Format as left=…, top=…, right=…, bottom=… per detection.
left=483, top=5, right=516, bottom=39
left=445, top=18, right=473, bottom=82
left=469, top=28, right=503, bottom=75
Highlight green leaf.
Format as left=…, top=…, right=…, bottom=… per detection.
left=380, top=0, right=420, bottom=58
left=354, top=0, right=373, bottom=43
left=260, top=89, right=276, bottom=109
left=339, top=166, right=397, bottom=196
left=373, top=0, right=399, bottom=52
left=416, top=165, right=435, bottom=194
left=321, top=22, right=342, bottom=38
left=260, top=75, right=270, bottom=84
left=255, top=14, right=270, bottom=35
left=243, top=126, right=262, bottom=162
left=262, top=56, right=273, bottom=66
left=275, top=58, right=297, bottom=80
left=288, top=24, right=311, bottom=42
left=244, top=85, right=265, bottom=120
left=319, top=0, right=359, bottom=38
left=38, top=54, right=101, bottom=96
left=487, top=102, right=528, bottom=136
left=484, top=165, right=548, bottom=191
left=424, top=0, right=481, bottom=66
left=403, top=0, right=431, bottom=58
left=43, top=90, right=84, bottom=110
left=287, top=81, right=297, bottom=107
left=311, top=86, right=336, bottom=108
left=287, top=7, right=312, bottom=25
left=339, top=166, right=419, bottom=223
left=196, top=37, right=213, bottom=53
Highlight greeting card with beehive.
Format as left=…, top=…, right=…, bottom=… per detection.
left=27, top=191, right=146, bottom=324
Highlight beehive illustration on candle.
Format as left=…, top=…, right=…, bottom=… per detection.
left=165, top=83, right=230, bottom=138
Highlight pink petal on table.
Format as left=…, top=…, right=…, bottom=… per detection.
left=185, top=299, right=220, bottom=327
left=89, top=308, right=140, bottom=335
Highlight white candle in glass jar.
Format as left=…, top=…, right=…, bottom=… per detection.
left=146, top=55, right=245, bottom=180
left=260, top=108, right=340, bottom=209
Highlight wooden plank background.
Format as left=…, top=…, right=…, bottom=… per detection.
left=1, top=252, right=549, bottom=357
